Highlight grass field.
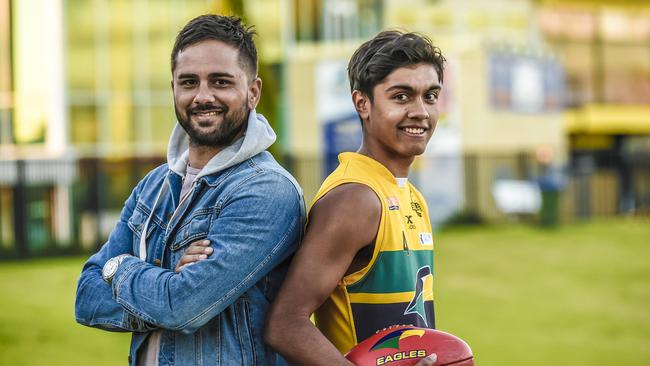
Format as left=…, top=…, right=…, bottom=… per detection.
left=0, top=218, right=648, bottom=365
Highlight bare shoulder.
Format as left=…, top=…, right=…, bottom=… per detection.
left=307, top=183, right=381, bottom=252
left=267, top=183, right=383, bottom=318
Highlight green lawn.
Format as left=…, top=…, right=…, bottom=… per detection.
left=435, top=218, right=650, bottom=366
left=0, top=218, right=648, bottom=365
left=0, top=257, right=130, bottom=366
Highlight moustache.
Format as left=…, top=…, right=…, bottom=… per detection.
left=188, top=104, right=228, bottom=114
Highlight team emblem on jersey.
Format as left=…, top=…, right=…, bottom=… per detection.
left=386, top=196, right=399, bottom=211
left=403, top=266, right=434, bottom=326
left=409, top=190, right=423, bottom=217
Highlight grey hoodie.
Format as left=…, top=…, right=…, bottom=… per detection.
left=167, top=109, right=277, bottom=179
left=137, top=110, right=278, bottom=261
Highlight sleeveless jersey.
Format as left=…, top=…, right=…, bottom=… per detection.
left=313, top=152, right=435, bottom=353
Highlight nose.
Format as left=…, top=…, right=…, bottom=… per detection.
left=193, top=82, right=216, bottom=104
left=407, top=98, right=430, bottom=120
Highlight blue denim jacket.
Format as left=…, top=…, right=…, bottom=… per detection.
left=75, top=112, right=305, bottom=365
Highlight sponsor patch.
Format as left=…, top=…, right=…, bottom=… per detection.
left=386, top=196, right=399, bottom=211
left=418, top=232, right=433, bottom=246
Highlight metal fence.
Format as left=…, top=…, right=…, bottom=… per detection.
left=1, top=151, right=648, bottom=258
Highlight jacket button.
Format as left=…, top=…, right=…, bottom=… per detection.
left=153, top=259, right=161, bottom=266
left=166, top=213, right=172, bottom=221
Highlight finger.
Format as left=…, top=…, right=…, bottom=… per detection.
left=184, top=245, right=211, bottom=256
left=415, top=353, right=437, bottom=366
left=186, top=240, right=213, bottom=254
left=176, top=262, right=196, bottom=273
left=180, top=253, right=209, bottom=265
left=190, top=239, right=211, bottom=247
left=175, top=262, right=187, bottom=273
left=175, top=254, right=205, bottom=273
left=175, top=241, right=212, bottom=272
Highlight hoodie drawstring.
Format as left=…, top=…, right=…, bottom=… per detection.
left=139, top=174, right=170, bottom=260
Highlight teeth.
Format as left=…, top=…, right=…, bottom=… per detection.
left=195, top=111, right=218, bottom=116
left=404, top=127, right=424, bottom=134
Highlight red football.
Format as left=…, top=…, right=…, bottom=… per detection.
left=345, top=325, right=473, bottom=366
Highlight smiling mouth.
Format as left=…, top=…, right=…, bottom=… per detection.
left=401, top=127, right=427, bottom=136
left=192, top=109, right=223, bottom=117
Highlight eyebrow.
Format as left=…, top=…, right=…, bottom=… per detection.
left=176, top=72, right=236, bottom=79
left=385, top=84, right=442, bottom=93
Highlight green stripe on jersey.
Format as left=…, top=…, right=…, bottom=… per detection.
left=347, top=250, right=434, bottom=294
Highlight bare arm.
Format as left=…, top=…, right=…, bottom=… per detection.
left=265, top=183, right=381, bottom=365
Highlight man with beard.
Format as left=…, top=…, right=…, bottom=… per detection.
left=75, top=15, right=305, bottom=365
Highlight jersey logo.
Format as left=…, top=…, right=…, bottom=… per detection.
left=405, top=215, right=416, bottom=230
left=386, top=196, right=399, bottom=211
left=409, top=190, right=423, bottom=217
left=419, top=232, right=433, bottom=246
left=404, top=266, right=434, bottom=326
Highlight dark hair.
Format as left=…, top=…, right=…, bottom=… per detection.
left=171, top=15, right=258, bottom=78
left=348, top=30, right=445, bottom=100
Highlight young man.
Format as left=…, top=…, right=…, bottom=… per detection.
left=265, top=31, right=445, bottom=365
left=75, top=15, right=305, bottom=365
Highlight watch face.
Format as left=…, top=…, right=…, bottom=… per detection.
left=103, top=258, right=118, bottom=280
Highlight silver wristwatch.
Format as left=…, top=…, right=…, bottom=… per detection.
left=102, top=254, right=131, bottom=284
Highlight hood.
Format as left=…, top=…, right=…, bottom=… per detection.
left=166, top=109, right=276, bottom=179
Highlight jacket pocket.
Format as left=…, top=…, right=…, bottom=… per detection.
left=127, top=203, right=155, bottom=242
left=170, top=208, right=213, bottom=251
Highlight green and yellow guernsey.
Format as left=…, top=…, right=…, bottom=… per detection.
left=313, top=152, right=435, bottom=354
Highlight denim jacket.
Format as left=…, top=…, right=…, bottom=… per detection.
left=75, top=111, right=305, bottom=365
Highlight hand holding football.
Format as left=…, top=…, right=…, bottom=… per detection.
left=345, top=325, right=473, bottom=366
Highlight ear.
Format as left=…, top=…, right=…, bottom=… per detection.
left=352, top=90, right=370, bottom=122
left=248, top=77, right=262, bottom=110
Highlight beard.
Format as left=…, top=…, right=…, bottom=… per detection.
left=175, top=99, right=249, bottom=148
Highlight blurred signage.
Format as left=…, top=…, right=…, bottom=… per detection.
left=316, top=60, right=360, bottom=176
left=489, top=52, right=565, bottom=113
left=323, top=115, right=362, bottom=174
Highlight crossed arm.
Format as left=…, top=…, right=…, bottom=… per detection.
left=75, top=174, right=303, bottom=334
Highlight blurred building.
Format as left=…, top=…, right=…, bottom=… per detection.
left=0, top=0, right=649, bottom=257
left=538, top=0, right=650, bottom=216
left=0, top=0, right=218, bottom=255
left=275, top=0, right=567, bottom=224
left=273, top=0, right=650, bottom=222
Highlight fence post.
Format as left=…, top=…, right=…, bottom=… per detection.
left=93, top=158, right=103, bottom=250
left=575, top=154, right=593, bottom=219
left=12, top=159, right=28, bottom=258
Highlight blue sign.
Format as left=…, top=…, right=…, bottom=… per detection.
left=323, top=113, right=362, bottom=176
